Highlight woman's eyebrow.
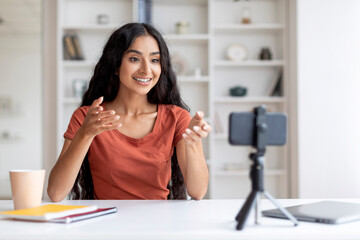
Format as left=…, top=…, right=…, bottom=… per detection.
left=150, top=51, right=160, bottom=56
left=126, top=49, right=160, bottom=56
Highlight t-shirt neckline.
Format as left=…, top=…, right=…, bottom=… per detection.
left=103, top=102, right=162, bottom=143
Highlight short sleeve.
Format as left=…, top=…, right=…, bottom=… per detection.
left=173, top=108, right=191, bottom=146
left=63, top=106, right=88, bottom=140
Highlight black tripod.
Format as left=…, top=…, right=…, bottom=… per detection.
left=235, top=106, right=299, bottom=230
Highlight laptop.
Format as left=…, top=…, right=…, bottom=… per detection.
left=262, top=201, right=360, bottom=224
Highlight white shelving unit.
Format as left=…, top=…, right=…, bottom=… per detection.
left=57, top=0, right=292, bottom=199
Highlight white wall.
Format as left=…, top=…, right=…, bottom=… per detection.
left=43, top=0, right=57, bottom=201
left=0, top=35, right=42, bottom=199
left=297, top=0, right=360, bottom=198
left=37, top=0, right=360, bottom=200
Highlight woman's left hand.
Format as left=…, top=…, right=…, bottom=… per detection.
left=183, top=111, right=211, bottom=145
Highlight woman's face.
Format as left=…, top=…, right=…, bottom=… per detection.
left=118, top=35, right=161, bottom=96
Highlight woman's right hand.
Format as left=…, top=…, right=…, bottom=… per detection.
left=78, top=96, right=122, bottom=139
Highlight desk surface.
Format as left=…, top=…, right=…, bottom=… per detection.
left=0, top=199, right=360, bottom=240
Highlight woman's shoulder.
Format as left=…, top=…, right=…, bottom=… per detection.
left=160, top=104, right=189, bottom=116
left=73, top=105, right=91, bottom=117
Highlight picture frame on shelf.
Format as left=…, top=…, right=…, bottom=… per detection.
left=226, top=44, right=248, bottom=61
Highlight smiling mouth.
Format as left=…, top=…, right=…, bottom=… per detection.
left=133, top=77, right=152, bottom=83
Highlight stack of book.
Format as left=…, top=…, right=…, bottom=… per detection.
left=63, top=34, right=84, bottom=61
left=0, top=204, right=117, bottom=223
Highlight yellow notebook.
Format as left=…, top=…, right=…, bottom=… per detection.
left=0, top=204, right=97, bottom=221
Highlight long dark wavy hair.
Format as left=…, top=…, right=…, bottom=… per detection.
left=68, top=23, right=189, bottom=200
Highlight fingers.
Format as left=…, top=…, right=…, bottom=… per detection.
left=87, top=106, right=122, bottom=134
left=89, top=106, right=103, bottom=115
left=186, top=110, right=211, bottom=143
left=194, top=111, right=204, bottom=120
left=91, top=96, right=104, bottom=108
left=99, top=117, right=122, bottom=131
left=88, top=96, right=104, bottom=115
left=202, top=123, right=211, bottom=133
left=193, top=126, right=208, bottom=138
left=97, top=114, right=120, bottom=126
left=95, top=110, right=122, bottom=130
left=182, top=122, right=211, bottom=144
left=182, top=128, right=199, bottom=144
left=97, top=110, right=116, bottom=120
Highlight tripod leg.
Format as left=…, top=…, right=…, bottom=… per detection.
left=255, top=193, right=261, bottom=224
left=235, top=190, right=258, bottom=230
left=263, top=191, right=299, bottom=226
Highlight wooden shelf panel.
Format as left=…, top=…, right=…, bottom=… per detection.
left=214, top=23, right=284, bottom=31
left=214, top=60, right=285, bottom=67
left=62, top=60, right=94, bottom=68
left=213, top=169, right=286, bottom=177
left=178, top=76, right=209, bottom=83
left=214, top=96, right=285, bottom=103
left=62, top=25, right=119, bottom=31
left=164, top=34, right=209, bottom=41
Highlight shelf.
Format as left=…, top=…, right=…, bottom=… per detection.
left=62, top=25, right=119, bottom=32
left=213, top=169, right=285, bottom=177
left=164, top=34, right=209, bottom=41
left=0, top=137, right=22, bottom=144
left=213, top=23, right=284, bottom=32
left=177, top=76, right=209, bottom=83
left=214, top=60, right=284, bottom=67
left=214, top=96, right=285, bottom=104
left=214, top=134, right=227, bottom=140
left=63, top=97, right=82, bottom=104
left=154, top=0, right=207, bottom=4
left=0, top=112, right=23, bottom=117
left=62, top=60, right=94, bottom=68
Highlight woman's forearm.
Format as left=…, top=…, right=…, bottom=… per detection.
left=47, top=130, right=93, bottom=202
left=185, top=142, right=209, bottom=200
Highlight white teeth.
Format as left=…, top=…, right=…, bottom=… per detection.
left=134, top=77, right=151, bottom=83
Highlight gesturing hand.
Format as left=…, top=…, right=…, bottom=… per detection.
left=79, top=96, right=122, bottom=139
left=182, top=111, right=211, bottom=145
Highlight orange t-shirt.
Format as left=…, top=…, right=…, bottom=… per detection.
left=64, top=104, right=191, bottom=200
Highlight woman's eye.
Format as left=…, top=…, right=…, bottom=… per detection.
left=130, top=57, right=139, bottom=62
left=152, top=59, right=160, bottom=63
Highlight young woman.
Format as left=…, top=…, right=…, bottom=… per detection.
left=48, top=23, right=210, bottom=201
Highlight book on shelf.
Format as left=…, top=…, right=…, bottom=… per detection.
left=0, top=204, right=117, bottom=223
left=63, top=34, right=84, bottom=61
left=271, top=71, right=283, bottom=96
left=214, top=110, right=224, bottom=134
left=138, top=0, right=152, bottom=24
left=267, top=68, right=283, bottom=96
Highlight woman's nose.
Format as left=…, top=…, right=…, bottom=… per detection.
left=140, top=61, right=151, bottom=74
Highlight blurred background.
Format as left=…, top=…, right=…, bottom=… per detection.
left=1, top=0, right=360, bottom=200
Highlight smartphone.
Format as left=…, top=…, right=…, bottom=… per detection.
left=229, top=112, right=287, bottom=146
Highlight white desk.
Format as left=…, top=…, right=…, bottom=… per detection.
left=0, top=199, right=360, bottom=240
